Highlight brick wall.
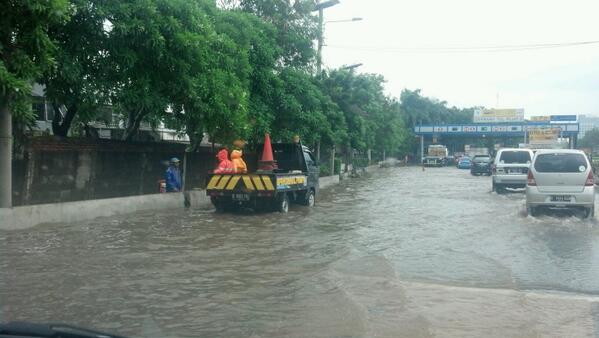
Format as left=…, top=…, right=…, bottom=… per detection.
left=10, top=137, right=234, bottom=206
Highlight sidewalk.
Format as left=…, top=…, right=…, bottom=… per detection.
left=1, top=175, right=346, bottom=230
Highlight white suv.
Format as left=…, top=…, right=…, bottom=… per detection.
left=492, top=148, right=534, bottom=193
left=526, top=149, right=595, bottom=218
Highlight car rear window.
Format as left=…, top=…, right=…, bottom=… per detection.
left=534, top=153, right=588, bottom=173
left=499, top=151, right=530, bottom=164
left=474, top=157, right=490, bottom=163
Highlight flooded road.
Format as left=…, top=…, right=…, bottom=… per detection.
left=3, top=167, right=599, bottom=337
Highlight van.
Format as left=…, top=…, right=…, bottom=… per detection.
left=526, top=149, right=595, bottom=217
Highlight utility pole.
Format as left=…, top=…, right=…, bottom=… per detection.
left=0, top=99, right=12, bottom=208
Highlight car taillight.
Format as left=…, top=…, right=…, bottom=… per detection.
left=527, top=171, right=536, bottom=186
left=491, top=165, right=496, bottom=174
left=585, top=171, right=595, bottom=186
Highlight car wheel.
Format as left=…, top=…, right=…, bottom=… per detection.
left=527, top=206, right=539, bottom=217
left=278, top=193, right=289, bottom=213
left=303, top=190, right=315, bottom=207
left=585, top=206, right=595, bottom=219
left=495, top=184, right=505, bottom=194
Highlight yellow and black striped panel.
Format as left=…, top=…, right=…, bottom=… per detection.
left=251, top=175, right=265, bottom=190
left=208, top=175, right=276, bottom=191
left=261, top=175, right=275, bottom=191
left=242, top=176, right=255, bottom=190
left=207, top=175, right=222, bottom=190
left=215, top=175, right=232, bottom=190
left=226, top=175, right=241, bottom=190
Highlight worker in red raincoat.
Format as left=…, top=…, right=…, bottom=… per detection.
left=214, top=148, right=234, bottom=174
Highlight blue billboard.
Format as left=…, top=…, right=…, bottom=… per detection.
left=550, top=115, right=577, bottom=122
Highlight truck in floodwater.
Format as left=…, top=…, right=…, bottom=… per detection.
left=206, top=143, right=319, bottom=213
left=423, top=145, right=448, bottom=167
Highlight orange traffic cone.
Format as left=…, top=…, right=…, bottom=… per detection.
left=258, top=133, right=278, bottom=171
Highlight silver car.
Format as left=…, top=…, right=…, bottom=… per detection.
left=526, top=149, right=595, bottom=218
left=492, top=148, right=534, bottom=193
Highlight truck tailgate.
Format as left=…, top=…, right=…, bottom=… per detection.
left=207, top=174, right=276, bottom=193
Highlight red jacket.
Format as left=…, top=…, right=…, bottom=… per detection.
left=214, top=149, right=234, bottom=174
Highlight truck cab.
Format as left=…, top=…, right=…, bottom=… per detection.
left=206, top=143, right=319, bottom=213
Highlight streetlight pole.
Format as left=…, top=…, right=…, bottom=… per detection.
left=317, top=8, right=325, bottom=74
left=315, top=1, right=363, bottom=75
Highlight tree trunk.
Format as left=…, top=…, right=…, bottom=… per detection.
left=122, top=108, right=146, bottom=141
left=51, top=103, right=78, bottom=137
left=0, top=97, right=13, bottom=208
left=316, top=140, right=321, bottom=160
left=185, top=118, right=203, bottom=152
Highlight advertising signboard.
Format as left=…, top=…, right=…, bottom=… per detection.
left=530, top=116, right=550, bottom=122
left=528, top=127, right=561, bottom=144
left=473, top=109, right=524, bottom=123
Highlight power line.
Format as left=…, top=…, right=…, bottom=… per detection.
left=326, top=40, right=599, bottom=54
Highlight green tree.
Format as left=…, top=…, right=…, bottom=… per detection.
left=43, top=0, right=109, bottom=137
left=269, top=68, right=343, bottom=147
left=321, top=68, right=411, bottom=160
left=399, top=89, right=475, bottom=127
left=579, top=128, right=599, bottom=149
left=224, top=0, right=318, bottom=69
left=0, top=0, right=69, bottom=207
left=1, top=0, right=69, bottom=121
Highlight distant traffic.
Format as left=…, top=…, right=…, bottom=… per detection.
left=422, top=144, right=596, bottom=218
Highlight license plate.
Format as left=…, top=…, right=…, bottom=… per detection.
left=551, top=195, right=571, bottom=202
left=428, top=160, right=434, bottom=164
left=509, top=169, right=520, bottom=174
left=232, top=193, right=250, bottom=201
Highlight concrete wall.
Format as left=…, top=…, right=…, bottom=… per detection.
left=2, top=174, right=347, bottom=230
left=0, top=190, right=211, bottom=230
left=319, top=175, right=340, bottom=189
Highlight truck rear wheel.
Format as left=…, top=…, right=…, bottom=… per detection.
left=277, top=193, right=289, bottom=213
left=303, top=189, right=315, bottom=207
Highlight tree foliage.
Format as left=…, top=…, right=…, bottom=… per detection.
left=9, top=0, right=481, bottom=162
left=400, top=89, right=476, bottom=127
left=1, top=0, right=69, bottom=125
left=43, top=0, right=108, bottom=137
left=322, top=69, right=407, bottom=153
left=231, top=0, right=318, bottom=68
left=579, top=128, right=599, bottom=149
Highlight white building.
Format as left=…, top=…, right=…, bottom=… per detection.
left=578, top=114, right=599, bottom=139
left=29, top=84, right=209, bottom=144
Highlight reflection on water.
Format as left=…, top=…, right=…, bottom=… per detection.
left=2, top=167, right=599, bottom=337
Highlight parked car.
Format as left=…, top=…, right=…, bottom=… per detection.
left=526, top=149, right=595, bottom=218
left=471, top=155, right=492, bottom=175
left=457, top=157, right=472, bottom=169
left=492, top=148, right=534, bottom=193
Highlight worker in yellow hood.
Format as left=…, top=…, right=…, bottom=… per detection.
left=231, top=149, right=247, bottom=174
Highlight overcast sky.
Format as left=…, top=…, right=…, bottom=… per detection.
left=321, top=0, right=599, bottom=117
